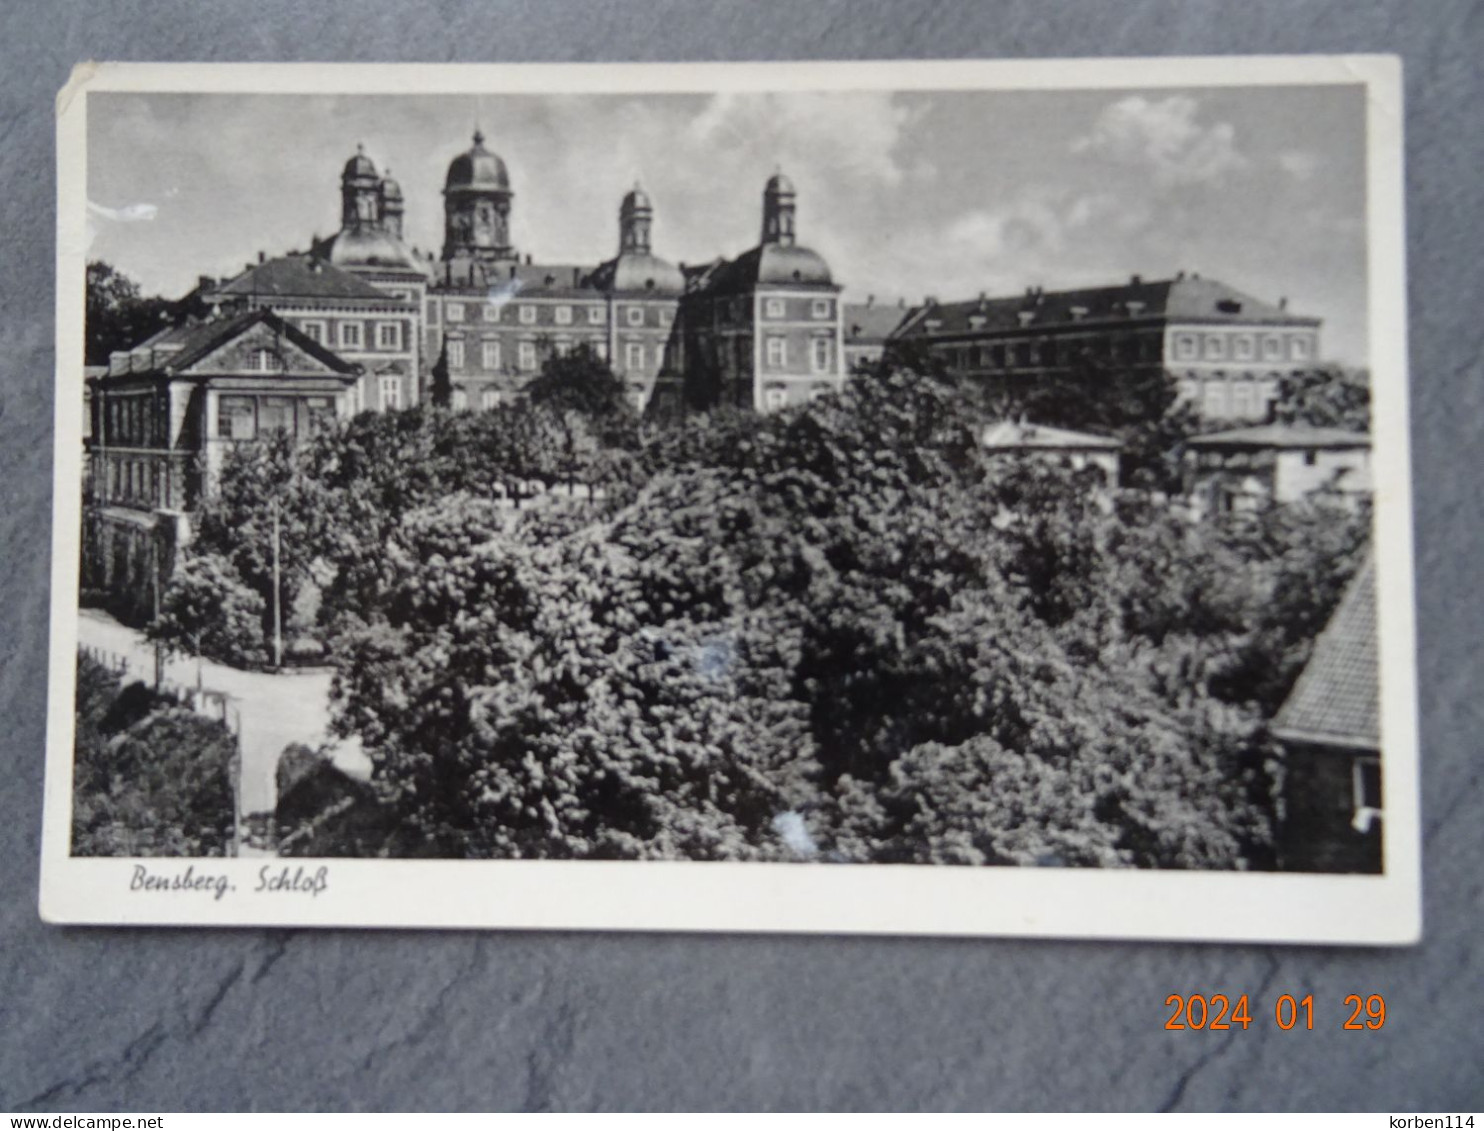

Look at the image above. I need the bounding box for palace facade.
[891,274,1323,423]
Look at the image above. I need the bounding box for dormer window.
[1125,300,1146,316]
[924,318,943,332]
[968,314,987,330]
[1069,305,1089,322]
[1017,310,1035,327]
[1217,298,1243,314]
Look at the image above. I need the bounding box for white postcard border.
[41,56,1420,943]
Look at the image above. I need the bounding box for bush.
[71,653,238,857]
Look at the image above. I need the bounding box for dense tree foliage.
[146,551,267,668]
[72,654,237,856]
[85,261,175,365]
[149,348,1368,869]
[1271,365,1371,432]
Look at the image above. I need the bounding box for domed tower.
[341,144,382,231]
[761,171,796,247]
[379,172,405,240]
[618,183,652,255]
[442,129,514,264]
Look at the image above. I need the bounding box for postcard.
[41,56,1418,942]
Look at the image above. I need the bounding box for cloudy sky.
[87,84,1369,363]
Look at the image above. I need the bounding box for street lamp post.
[271,496,283,669]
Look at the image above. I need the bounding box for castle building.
[83,309,360,623]
[427,134,683,413]
[1183,423,1371,516]
[203,253,421,414]
[890,274,1323,423]
[667,173,845,414]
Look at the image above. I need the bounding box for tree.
[1271,365,1371,432]
[85,260,174,365]
[147,552,267,668]
[71,654,237,857]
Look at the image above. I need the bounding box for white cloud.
[1277,149,1322,182]
[1071,95,1247,186]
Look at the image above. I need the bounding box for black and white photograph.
[40,58,1418,940]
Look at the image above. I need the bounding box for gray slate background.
[2,0,1481,1112]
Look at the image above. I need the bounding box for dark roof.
[844,303,910,344]
[1273,557,1379,749]
[437,259,608,297]
[445,130,511,192]
[896,275,1319,339]
[587,251,685,297]
[213,255,399,303]
[698,242,835,295]
[116,309,359,378]
[1188,424,1371,451]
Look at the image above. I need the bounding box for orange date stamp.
[1164,993,1387,1031]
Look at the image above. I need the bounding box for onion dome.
[765,171,795,195]
[342,144,378,182]
[445,129,511,193]
[621,184,652,213]
[380,173,404,203]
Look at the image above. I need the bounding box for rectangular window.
[1175,334,1197,361]
[1263,334,1283,360]
[625,342,644,370]
[447,340,465,370]
[259,396,296,436]
[339,322,362,349]
[1203,382,1228,417]
[766,337,787,369]
[811,337,831,374]
[481,389,502,411]
[379,376,402,412]
[587,305,605,325]
[218,395,256,441]
[300,321,325,344]
[481,341,501,370]
[626,306,645,327]
[376,322,402,350]
[482,303,500,322]
[1232,382,1254,417]
[1205,334,1226,360]
[764,387,788,411]
[1290,335,1311,361]
[254,348,279,372]
[519,305,536,325]
[451,388,468,411]
[765,298,785,319]
[518,341,537,371]
[555,305,573,325]
[1233,334,1255,360]
[446,303,465,323]
[811,298,831,320]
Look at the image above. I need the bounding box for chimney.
[197,274,214,291]
[258,250,266,264]
[1130,273,1141,286]
[525,253,533,265]
[898,297,905,308]
[1279,296,1288,311]
[866,294,875,307]
[1174,269,1185,281]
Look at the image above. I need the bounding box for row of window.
[1172,330,1313,364]
[715,297,835,324]
[444,301,672,329]
[761,381,836,411]
[763,336,835,373]
[100,453,179,510]
[447,338,658,373]
[946,335,1161,370]
[217,394,339,441]
[1177,378,1275,418]
[297,320,405,352]
[100,395,162,447]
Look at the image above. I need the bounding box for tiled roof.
[895,274,1319,339]
[843,303,910,344]
[1272,557,1379,749]
[213,255,396,302]
[117,309,359,378]
[697,243,835,295]
[1188,424,1371,450]
[436,260,605,297]
[980,420,1123,451]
